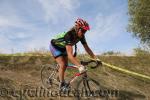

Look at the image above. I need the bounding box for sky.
[0,0,140,55]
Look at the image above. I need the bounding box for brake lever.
[96,60,103,66]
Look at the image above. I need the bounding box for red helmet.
[75,18,90,31]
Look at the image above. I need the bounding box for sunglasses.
[81,28,87,33]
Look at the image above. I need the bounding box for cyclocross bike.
[41,59,103,100]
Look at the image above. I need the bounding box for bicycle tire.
[41,64,59,89]
[75,77,104,100]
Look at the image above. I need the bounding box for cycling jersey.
[51,27,87,51]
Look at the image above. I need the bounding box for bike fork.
[82,75,93,96]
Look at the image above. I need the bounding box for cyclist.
[49,18,100,91]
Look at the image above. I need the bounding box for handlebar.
[80,60,102,69]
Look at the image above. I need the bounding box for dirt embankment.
[0,56,150,100]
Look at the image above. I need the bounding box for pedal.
[59,83,71,94]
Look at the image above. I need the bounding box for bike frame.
[48,60,100,87]
[58,64,87,85]
[41,59,101,92]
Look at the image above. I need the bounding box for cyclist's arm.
[66,45,81,66]
[83,43,96,59]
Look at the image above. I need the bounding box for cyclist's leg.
[55,56,67,83]
[49,42,67,83]
[54,56,68,83]
[64,56,68,71]
[56,56,70,92]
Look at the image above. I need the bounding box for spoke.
[86,80,92,93]
[48,71,55,79]
[89,81,97,90]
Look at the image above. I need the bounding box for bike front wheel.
[75,77,104,100]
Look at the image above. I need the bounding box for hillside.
[0,55,150,100]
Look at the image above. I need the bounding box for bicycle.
[41,59,103,100]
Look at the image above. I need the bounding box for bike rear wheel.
[41,64,59,89]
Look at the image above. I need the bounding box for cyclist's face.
[78,29,86,37]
